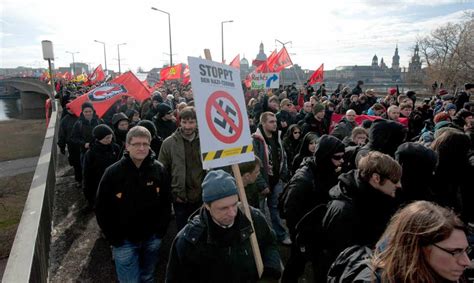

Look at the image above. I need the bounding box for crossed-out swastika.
[214,99,237,134]
[205,91,243,144]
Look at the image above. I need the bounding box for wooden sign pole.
[231,164,264,278]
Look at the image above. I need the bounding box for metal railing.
[2,101,59,283]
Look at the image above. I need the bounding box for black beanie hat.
[93,124,114,140]
[157,103,173,117]
[152,95,163,103]
[137,120,157,137]
[82,101,94,111]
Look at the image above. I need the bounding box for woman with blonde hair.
[371,201,471,282]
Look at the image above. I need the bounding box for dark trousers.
[174,202,202,232]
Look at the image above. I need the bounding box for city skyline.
[1,0,472,72]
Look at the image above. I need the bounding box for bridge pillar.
[20,91,47,111]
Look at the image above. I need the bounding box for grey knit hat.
[202,170,238,203]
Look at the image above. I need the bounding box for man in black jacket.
[95,126,171,283]
[166,170,282,282]
[316,151,401,281]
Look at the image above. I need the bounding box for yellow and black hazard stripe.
[202,144,254,162]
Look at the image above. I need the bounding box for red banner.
[255,50,277,73]
[308,64,324,85]
[160,64,183,81]
[86,65,106,86]
[330,113,408,128]
[67,71,151,118]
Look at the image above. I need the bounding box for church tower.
[380,57,387,69]
[255,42,267,62]
[391,45,400,71]
[371,54,378,68]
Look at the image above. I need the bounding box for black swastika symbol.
[214,99,237,134]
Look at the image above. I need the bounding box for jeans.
[174,202,202,232]
[112,235,162,283]
[267,180,289,241]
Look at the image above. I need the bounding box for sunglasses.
[332,154,344,160]
[293,131,301,134]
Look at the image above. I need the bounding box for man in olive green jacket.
[158,107,206,231]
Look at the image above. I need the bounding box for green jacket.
[158,128,205,203]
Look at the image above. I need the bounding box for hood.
[297,132,318,157]
[112,112,129,128]
[314,135,345,171]
[367,119,407,156]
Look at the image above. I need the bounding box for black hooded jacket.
[82,139,121,205]
[322,170,398,265]
[283,135,345,235]
[282,124,302,172]
[153,115,177,140]
[95,151,171,246]
[395,142,437,203]
[291,132,318,175]
[356,119,406,164]
[71,113,102,153]
[301,112,330,137]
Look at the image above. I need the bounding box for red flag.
[330,113,408,128]
[308,64,324,85]
[252,59,265,67]
[67,71,151,118]
[160,64,183,81]
[255,50,277,73]
[229,55,240,69]
[268,47,293,72]
[182,65,191,85]
[87,65,106,86]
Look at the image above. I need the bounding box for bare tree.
[416,12,474,89]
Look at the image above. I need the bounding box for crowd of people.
[56,77,474,282]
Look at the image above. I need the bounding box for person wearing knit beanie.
[445,103,457,118]
[201,170,238,204]
[93,124,114,141]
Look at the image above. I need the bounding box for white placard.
[250,72,279,89]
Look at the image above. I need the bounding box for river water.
[0,99,22,121]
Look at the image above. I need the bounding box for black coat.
[301,113,329,137]
[58,112,80,166]
[166,206,282,283]
[82,140,120,205]
[71,114,102,153]
[95,152,171,246]
[153,115,177,140]
[284,135,344,235]
[322,170,397,266]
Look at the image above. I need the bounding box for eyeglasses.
[129,143,150,148]
[432,243,472,258]
[332,154,344,160]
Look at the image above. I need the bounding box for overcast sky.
[1,0,472,72]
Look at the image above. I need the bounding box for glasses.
[293,131,301,134]
[129,142,150,148]
[332,154,344,160]
[432,243,472,258]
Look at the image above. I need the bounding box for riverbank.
[0,118,46,276]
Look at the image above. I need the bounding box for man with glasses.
[95,126,171,282]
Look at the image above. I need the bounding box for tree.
[416,12,474,90]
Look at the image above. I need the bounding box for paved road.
[0,157,38,178]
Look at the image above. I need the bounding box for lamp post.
[151,7,173,66]
[275,39,292,48]
[221,20,233,63]
[41,40,56,111]
[117,43,126,74]
[94,40,107,73]
[65,51,79,75]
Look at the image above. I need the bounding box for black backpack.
[294,203,328,260]
[327,245,380,283]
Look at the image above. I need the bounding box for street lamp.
[275,39,292,48]
[151,7,173,66]
[65,51,79,75]
[94,40,107,73]
[117,43,127,74]
[221,20,233,63]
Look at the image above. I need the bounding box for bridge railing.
[2,101,59,283]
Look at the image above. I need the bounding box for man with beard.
[158,107,206,231]
[301,103,330,137]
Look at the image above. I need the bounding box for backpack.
[294,203,329,260]
[327,245,380,283]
